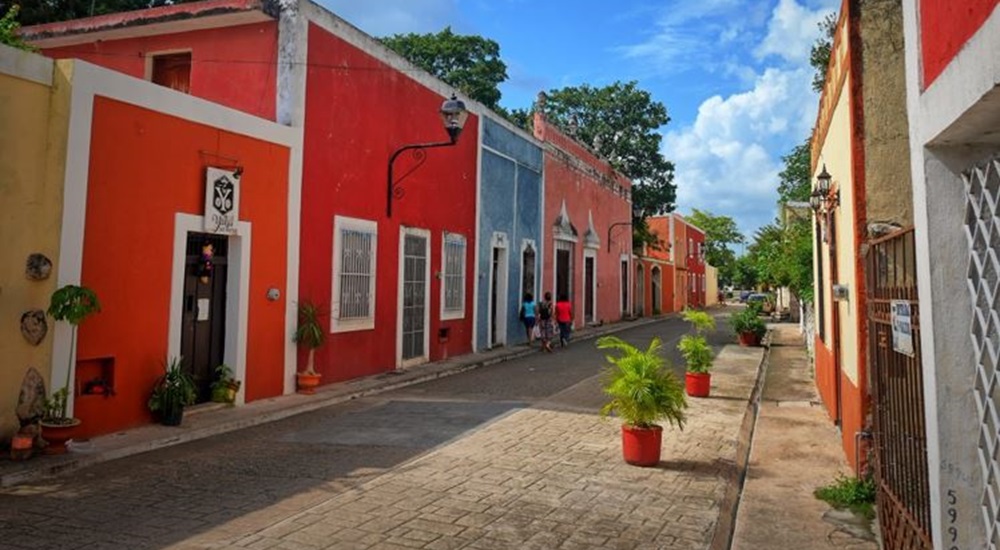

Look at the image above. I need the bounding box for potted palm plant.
[597,336,687,467]
[293,300,325,394]
[148,357,197,426]
[678,309,716,397]
[731,306,767,346]
[41,284,101,454]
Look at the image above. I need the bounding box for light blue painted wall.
[476,117,543,351]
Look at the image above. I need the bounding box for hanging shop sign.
[204,167,240,235]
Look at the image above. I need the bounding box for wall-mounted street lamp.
[386,94,469,218]
[810,164,839,215]
[607,204,642,252]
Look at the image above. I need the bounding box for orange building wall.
[43,21,278,121]
[75,96,290,436]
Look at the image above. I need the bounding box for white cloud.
[664,66,818,236]
[755,0,837,64]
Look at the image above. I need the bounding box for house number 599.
[947,489,959,550]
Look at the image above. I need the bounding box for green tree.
[380,27,507,110]
[810,12,837,93]
[536,81,676,217]
[1,0,196,25]
[0,5,33,50]
[747,217,814,302]
[777,139,812,203]
[685,209,744,284]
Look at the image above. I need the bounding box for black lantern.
[816,164,832,195]
[387,94,469,217]
[809,190,823,213]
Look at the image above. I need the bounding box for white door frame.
[488,232,509,348]
[396,226,431,368]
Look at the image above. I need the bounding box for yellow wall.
[705,265,718,306]
[815,72,861,385]
[0,48,70,439]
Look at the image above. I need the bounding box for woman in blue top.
[520,292,537,345]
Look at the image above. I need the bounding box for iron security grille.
[443,235,465,312]
[339,229,373,319]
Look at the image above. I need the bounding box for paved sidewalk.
[731,324,879,549]
[0,318,663,488]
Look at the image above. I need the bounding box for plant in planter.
[293,300,325,394]
[42,284,101,454]
[731,307,767,347]
[148,357,197,426]
[210,364,241,405]
[597,335,687,467]
[678,309,716,398]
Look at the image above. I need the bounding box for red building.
[532,112,633,327]
[25,0,480,394]
[633,215,676,317]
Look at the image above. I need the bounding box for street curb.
[709,329,773,550]
[1,316,664,488]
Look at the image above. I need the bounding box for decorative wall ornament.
[15,367,47,428]
[25,253,52,281]
[20,310,47,346]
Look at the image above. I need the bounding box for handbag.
[532,324,541,339]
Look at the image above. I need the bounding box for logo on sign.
[213,176,235,214]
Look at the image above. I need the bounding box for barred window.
[441,233,466,319]
[332,216,377,332]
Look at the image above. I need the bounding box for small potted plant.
[210,364,241,404]
[731,307,767,347]
[597,335,687,467]
[148,357,197,426]
[41,284,101,454]
[678,309,716,398]
[293,300,325,394]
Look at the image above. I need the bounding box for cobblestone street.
[0,318,762,549]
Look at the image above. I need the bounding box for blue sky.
[320,0,838,240]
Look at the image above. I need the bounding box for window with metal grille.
[441,233,466,319]
[332,216,377,332]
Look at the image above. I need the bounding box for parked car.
[739,290,752,303]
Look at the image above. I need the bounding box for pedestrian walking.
[537,292,555,352]
[519,292,537,345]
[555,293,573,348]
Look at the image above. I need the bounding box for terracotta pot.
[40,418,82,455]
[621,424,663,467]
[10,433,34,461]
[738,331,761,347]
[685,372,711,397]
[296,372,322,395]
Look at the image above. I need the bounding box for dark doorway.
[620,259,629,315]
[490,246,507,348]
[584,256,595,324]
[556,244,572,302]
[181,233,228,402]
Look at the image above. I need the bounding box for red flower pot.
[621,424,663,467]
[738,331,761,347]
[10,433,34,461]
[685,372,711,397]
[40,419,82,455]
[296,372,322,395]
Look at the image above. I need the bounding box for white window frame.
[440,232,467,321]
[331,215,378,333]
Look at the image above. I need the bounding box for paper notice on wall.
[197,298,210,322]
[891,300,914,357]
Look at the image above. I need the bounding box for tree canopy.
[777,138,812,203]
[810,13,837,93]
[536,82,676,217]
[1,0,194,25]
[1,5,33,50]
[685,209,744,285]
[380,27,507,110]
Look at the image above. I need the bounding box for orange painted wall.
[75,96,290,436]
[814,336,838,423]
[840,374,867,473]
[43,21,278,121]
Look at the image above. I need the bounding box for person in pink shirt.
[555,294,573,348]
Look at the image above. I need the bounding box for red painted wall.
[535,117,633,328]
[920,0,998,87]
[299,23,477,383]
[76,96,290,437]
[687,227,706,308]
[43,21,278,121]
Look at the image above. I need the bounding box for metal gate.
[866,226,932,549]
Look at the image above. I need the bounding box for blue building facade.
[475,116,544,351]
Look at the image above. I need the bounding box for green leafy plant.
[731,307,767,338]
[678,309,715,374]
[44,284,101,423]
[210,364,241,404]
[148,357,197,416]
[0,6,36,52]
[815,474,877,519]
[293,300,326,375]
[597,336,686,430]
